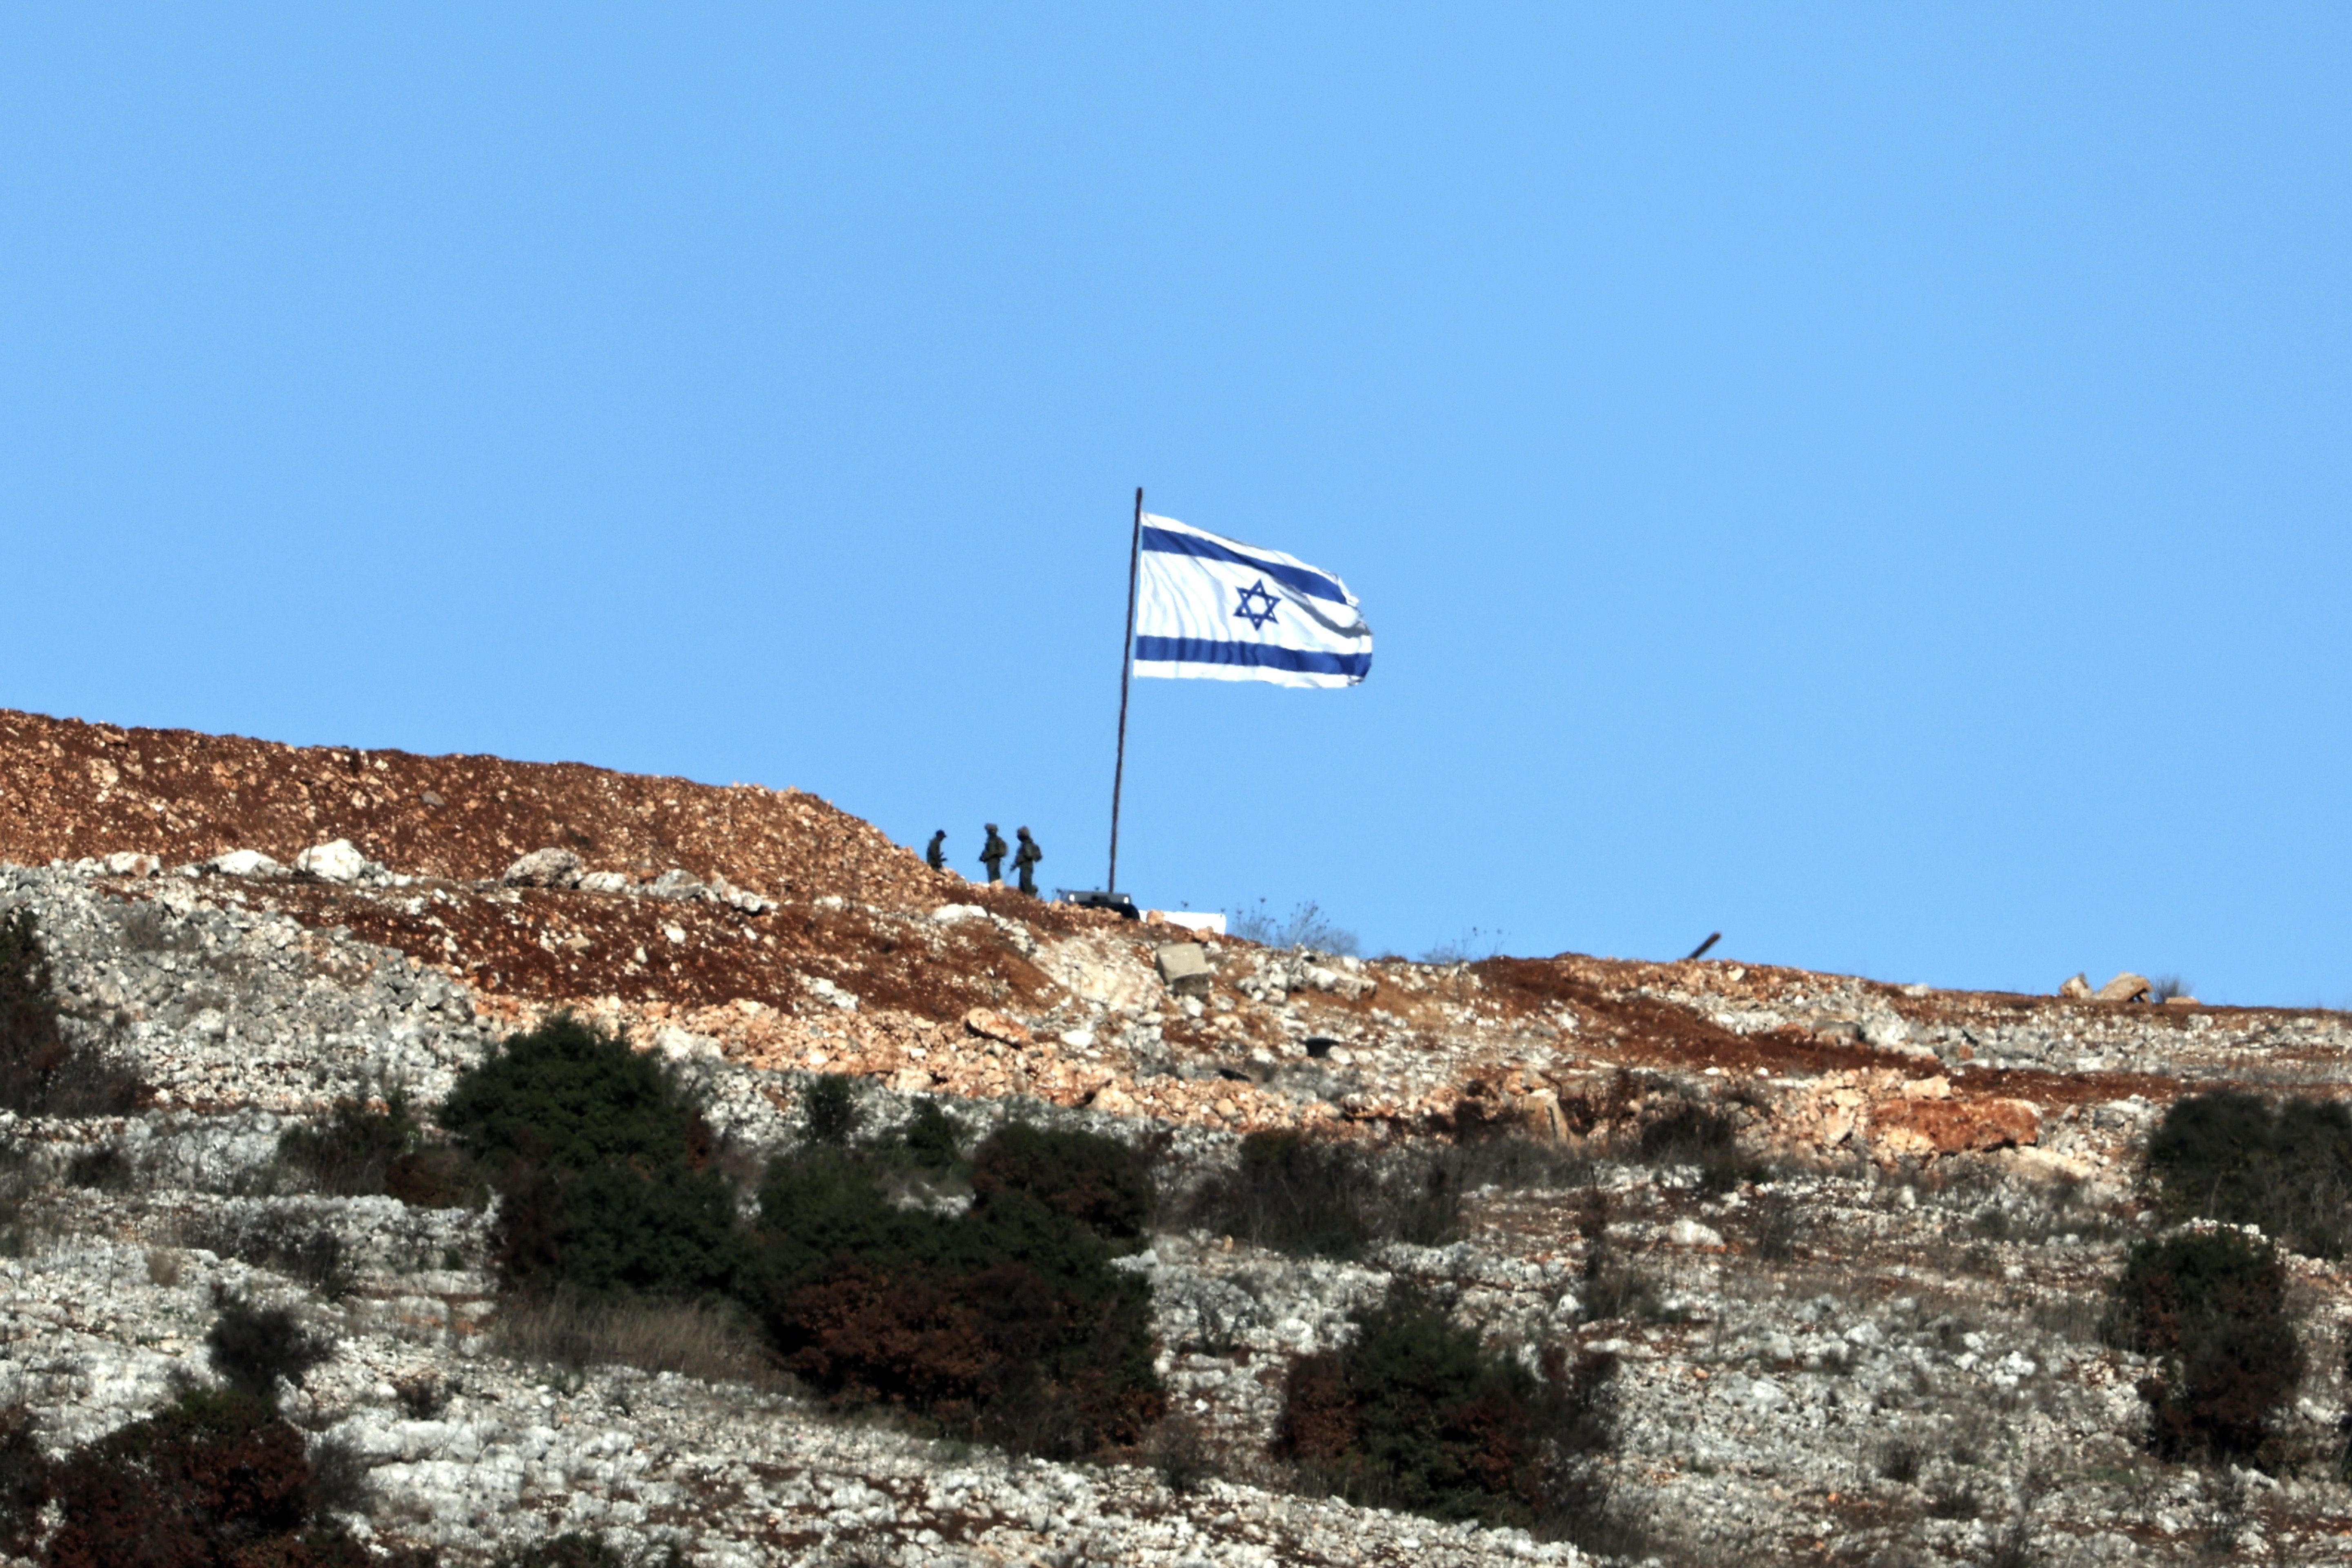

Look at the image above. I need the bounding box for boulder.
[1088,1084,1137,1117]
[1155,943,1214,997]
[1520,1087,1572,1141]
[963,1007,1034,1048]
[101,852,158,878]
[576,871,631,894]
[1862,1015,1917,1052]
[1667,1218,1726,1249]
[209,849,283,878]
[503,848,583,889]
[931,904,988,925]
[647,868,707,901]
[2094,972,2151,1004]
[2058,973,2092,999]
[806,977,859,1012]
[707,874,773,914]
[297,839,367,883]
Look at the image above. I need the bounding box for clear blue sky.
[4,7,2347,1004]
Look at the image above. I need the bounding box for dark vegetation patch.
[441,1017,1162,1460]
[753,1123,1164,1458]
[489,1532,682,1568]
[2145,1090,2352,1258]
[800,1072,858,1146]
[970,1121,1151,1243]
[40,1386,379,1568]
[0,909,144,1116]
[0,1407,45,1559]
[1182,1128,1591,1261]
[1277,1285,1624,1543]
[2101,1229,2303,1465]
[279,1096,483,1206]
[178,1210,356,1298]
[16,1296,373,1566]
[206,1290,338,1400]
[64,1144,136,1192]
[444,1016,744,1302]
[1633,1101,1767,1193]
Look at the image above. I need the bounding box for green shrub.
[752,1125,1164,1458]
[443,1016,741,1301]
[971,1121,1152,1243]
[442,1014,711,1175]
[440,1022,1166,1461]
[44,1386,368,1568]
[494,1159,748,1301]
[1278,1285,1619,1537]
[2102,1229,2304,1463]
[0,908,144,1117]
[2145,1091,2352,1257]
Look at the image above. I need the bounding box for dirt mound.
[0,708,941,910]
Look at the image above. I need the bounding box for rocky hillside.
[0,707,2348,1565]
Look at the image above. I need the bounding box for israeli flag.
[1132,514,1372,688]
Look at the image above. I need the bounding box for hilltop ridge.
[0,707,2348,1564]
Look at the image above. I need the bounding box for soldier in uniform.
[1012,827,1042,896]
[979,824,1008,883]
[926,830,947,871]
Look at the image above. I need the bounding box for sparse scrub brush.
[1181,1130,1461,1260]
[280,1094,479,1205]
[1228,899,1359,956]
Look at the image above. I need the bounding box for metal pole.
[1107,487,1144,892]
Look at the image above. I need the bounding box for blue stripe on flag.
[1139,527,1349,605]
[1134,636,1371,678]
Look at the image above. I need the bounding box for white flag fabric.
[1131,514,1372,688]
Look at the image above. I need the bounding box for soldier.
[979,823,1008,883]
[1012,827,1042,896]
[925,830,947,871]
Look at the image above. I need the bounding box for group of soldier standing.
[924,824,1043,894]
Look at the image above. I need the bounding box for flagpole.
[1107,487,1143,892]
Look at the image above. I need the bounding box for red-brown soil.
[0,707,951,911]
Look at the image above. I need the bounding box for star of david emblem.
[1233,578,1282,631]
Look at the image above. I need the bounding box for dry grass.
[495,1294,785,1389]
